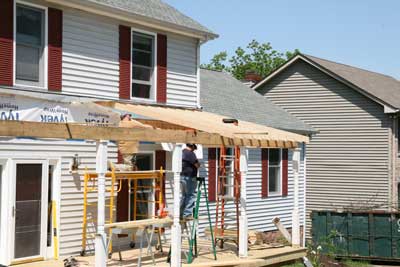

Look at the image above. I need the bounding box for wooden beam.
[0,120,222,145]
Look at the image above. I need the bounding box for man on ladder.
[168,144,217,264]
[180,143,200,220]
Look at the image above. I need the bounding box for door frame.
[10,159,49,264]
[0,156,61,265]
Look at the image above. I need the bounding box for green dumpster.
[312,211,400,261]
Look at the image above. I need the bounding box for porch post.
[95,140,108,267]
[292,147,301,247]
[171,144,183,266]
[239,147,248,258]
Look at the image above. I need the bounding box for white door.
[11,160,48,263]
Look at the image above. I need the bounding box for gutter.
[45,0,218,42]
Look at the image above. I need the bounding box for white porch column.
[239,147,248,258]
[95,140,108,267]
[171,144,183,266]
[292,147,301,248]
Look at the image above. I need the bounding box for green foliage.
[200,39,300,80]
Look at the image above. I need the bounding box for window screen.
[16,4,45,86]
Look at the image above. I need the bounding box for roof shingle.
[84,0,217,38]
[303,55,400,109]
[200,69,315,135]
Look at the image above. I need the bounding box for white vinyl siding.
[62,10,119,99]
[164,148,306,236]
[167,34,198,107]
[258,60,391,238]
[0,138,118,256]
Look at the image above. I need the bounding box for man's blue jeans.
[180,176,197,217]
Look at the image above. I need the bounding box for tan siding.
[258,60,391,238]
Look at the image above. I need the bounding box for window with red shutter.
[282,149,289,197]
[261,148,269,198]
[207,148,216,202]
[119,25,131,100]
[262,148,288,197]
[48,8,62,91]
[0,0,14,86]
[157,34,167,103]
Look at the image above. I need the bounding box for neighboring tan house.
[253,54,400,237]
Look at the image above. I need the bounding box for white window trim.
[13,0,48,90]
[130,27,157,103]
[268,148,283,197]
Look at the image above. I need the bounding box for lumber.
[105,217,173,229]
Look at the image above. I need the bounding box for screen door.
[14,163,46,260]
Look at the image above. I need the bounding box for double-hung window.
[131,32,155,100]
[268,149,281,195]
[15,3,46,87]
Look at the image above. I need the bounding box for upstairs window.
[268,149,282,195]
[131,32,155,100]
[15,3,46,87]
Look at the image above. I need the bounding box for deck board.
[16,243,306,267]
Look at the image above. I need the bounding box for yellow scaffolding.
[80,165,165,256]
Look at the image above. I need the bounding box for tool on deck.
[214,146,241,250]
[167,177,217,264]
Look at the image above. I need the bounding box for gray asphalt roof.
[200,69,315,135]
[303,54,400,109]
[85,0,217,38]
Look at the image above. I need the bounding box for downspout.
[391,115,399,210]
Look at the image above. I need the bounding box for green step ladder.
[167,177,217,264]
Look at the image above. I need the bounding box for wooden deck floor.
[16,242,306,267]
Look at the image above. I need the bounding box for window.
[15,3,46,87]
[131,32,155,99]
[268,149,281,195]
[129,153,154,220]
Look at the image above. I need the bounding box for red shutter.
[156,34,167,103]
[208,148,216,202]
[116,150,129,222]
[155,150,166,214]
[0,0,14,86]
[119,25,131,99]
[261,148,269,198]
[282,149,289,197]
[48,8,63,91]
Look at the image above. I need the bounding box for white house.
[0,0,311,265]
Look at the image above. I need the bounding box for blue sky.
[164,0,400,79]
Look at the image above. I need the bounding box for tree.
[201,40,299,80]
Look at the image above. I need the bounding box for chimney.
[242,70,262,87]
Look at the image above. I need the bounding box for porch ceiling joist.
[98,101,310,146]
